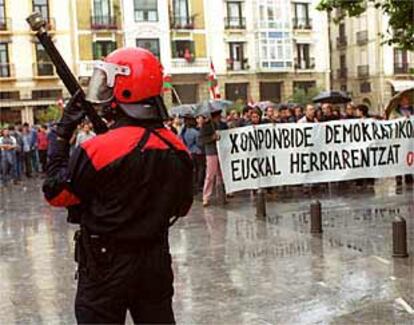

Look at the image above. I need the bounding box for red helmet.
[86,47,167,120]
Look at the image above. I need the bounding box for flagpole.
[171,86,182,105]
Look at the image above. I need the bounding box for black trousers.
[75,233,175,324]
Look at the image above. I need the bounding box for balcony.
[337,68,348,79]
[170,58,210,74]
[394,63,409,74]
[356,30,368,45]
[170,16,195,30]
[337,36,347,48]
[224,17,246,29]
[292,17,312,30]
[0,63,15,79]
[33,62,57,78]
[357,65,369,78]
[294,57,315,70]
[227,58,249,71]
[0,17,12,33]
[91,16,117,30]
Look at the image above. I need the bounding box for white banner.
[217,118,414,193]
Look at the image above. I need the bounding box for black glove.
[56,90,86,141]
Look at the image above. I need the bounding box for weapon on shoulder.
[26,12,108,135]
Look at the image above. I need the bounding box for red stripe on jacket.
[48,189,80,207]
[82,127,189,171]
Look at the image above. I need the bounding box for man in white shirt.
[0,128,17,185]
[75,123,96,147]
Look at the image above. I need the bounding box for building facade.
[123,0,330,106]
[75,0,124,86]
[1,0,331,124]
[330,3,414,113]
[0,0,75,124]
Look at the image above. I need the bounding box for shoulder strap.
[136,128,152,150]
[149,128,177,151]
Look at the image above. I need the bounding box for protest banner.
[217,118,414,193]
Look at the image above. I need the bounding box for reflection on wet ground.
[0,179,414,324]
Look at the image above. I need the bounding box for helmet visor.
[85,61,131,104]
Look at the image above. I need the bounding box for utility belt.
[73,228,169,279]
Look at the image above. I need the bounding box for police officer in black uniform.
[43,47,193,324]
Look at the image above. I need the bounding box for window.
[136,39,160,59]
[226,1,243,28]
[35,43,54,76]
[33,0,49,19]
[172,40,195,58]
[134,0,157,22]
[296,44,312,69]
[93,0,111,18]
[339,23,346,38]
[294,3,310,27]
[93,41,116,59]
[32,89,62,100]
[173,0,189,25]
[229,42,246,70]
[226,83,248,102]
[0,0,6,30]
[360,82,371,93]
[394,48,408,73]
[172,84,198,104]
[260,82,281,102]
[0,91,19,100]
[257,1,293,69]
[340,54,346,69]
[293,81,316,95]
[0,42,10,77]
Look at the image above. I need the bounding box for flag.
[163,75,173,92]
[208,59,221,100]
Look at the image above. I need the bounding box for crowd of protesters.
[0,122,95,187]
[2,95,412,199]
[173,96,413,206]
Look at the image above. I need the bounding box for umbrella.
[195,100,233,117]
[313,91,351,104]
[169,104,197,117]
[385,87,414,119]
[253,101,276,112]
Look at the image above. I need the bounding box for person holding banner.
[392,95,414,186]
[298,104,317,123]
[199,110,228,206]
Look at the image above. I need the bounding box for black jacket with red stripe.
[43,119,193,243]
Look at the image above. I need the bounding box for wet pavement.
[1,179,414,324]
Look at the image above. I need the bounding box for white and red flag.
[208,59,221,100]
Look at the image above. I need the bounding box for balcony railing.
[170,16,195,29]
[33,62,56,77]
[337,68,348,79]
[0,63,14,78]
[170,58,210,74]
[337,36,347,48]
[227,58,249,71]
[357,65,369,78]
[0,17,12,32]
[294,57,315,70]
[394,63,409,74]
[292,17,312,30]
[356,30,368,45]
[91,16,117,30]
[224,17,246,29]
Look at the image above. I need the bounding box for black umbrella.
[195,100,233,117]
[313,91,351,104]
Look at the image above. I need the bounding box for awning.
[388,80,414,92]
